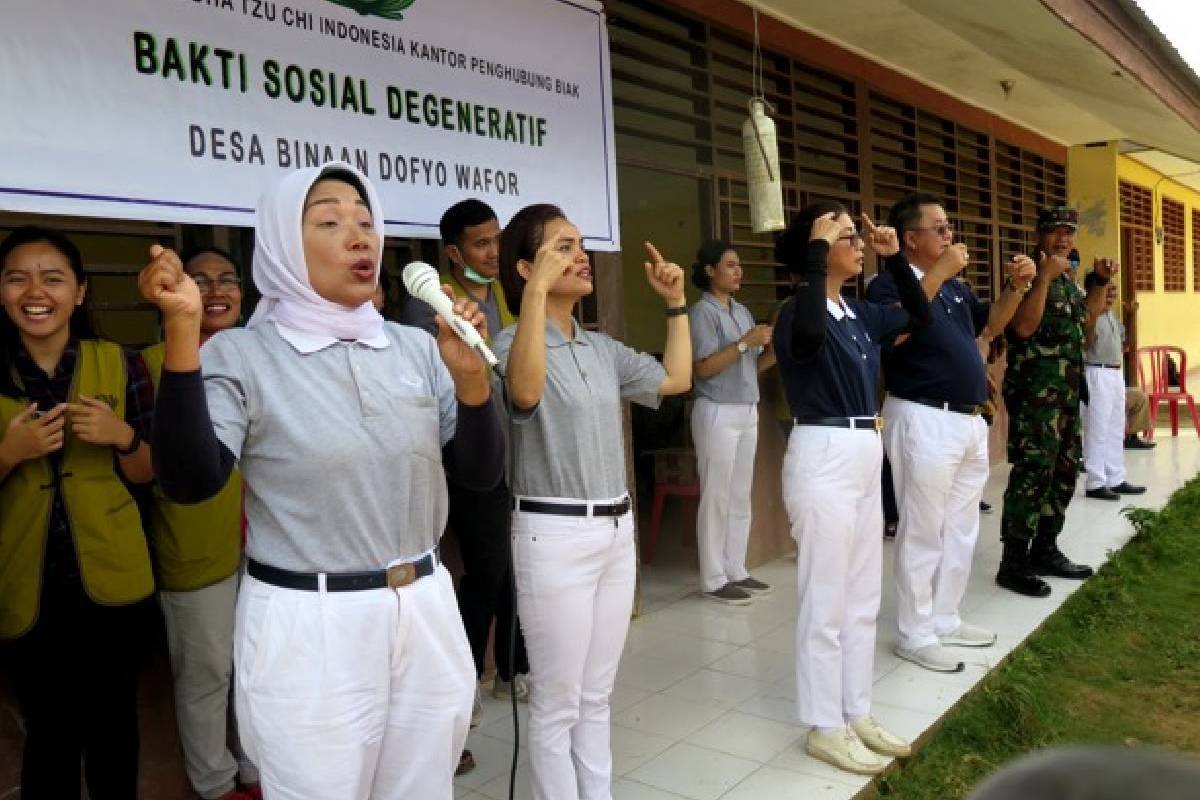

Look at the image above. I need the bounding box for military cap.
[1037,205,1078,231]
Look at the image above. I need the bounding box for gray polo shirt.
[492,320,666,501]
[200,321,456,572]
[689,292,761,404]
[1085,309,1124,367]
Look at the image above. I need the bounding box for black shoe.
[1110,481,1147,495]
[979,501,993,514]
[1124,434,1156,450]
[1085,487,1120,500]
[996,564,1051,597]
[1029,547,1094,580]
[996,540,1051,597]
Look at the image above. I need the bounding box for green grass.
[872,477,1200,800]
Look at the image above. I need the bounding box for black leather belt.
[513,496,631,517]
[247,551,437,592]
[794,416,882,432]
[898,396,985,416]
[1085,362,1121,369]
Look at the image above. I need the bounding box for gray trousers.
[160,573,258,798]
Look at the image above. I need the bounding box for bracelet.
[665,305,688,317]
[115,429,142,456]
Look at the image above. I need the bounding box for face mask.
[462,264,495,285]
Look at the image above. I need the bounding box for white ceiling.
[742,0,1200,171]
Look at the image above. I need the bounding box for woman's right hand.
[138,245,202,329]
[0,403,66,465]
[523,238,571,298]
[809,212,842,245]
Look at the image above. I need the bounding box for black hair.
[691,239,733,291]
[498,203,566,316]
[440,198,498,247]
[0,226,96,398]
[887,192,945,249]
[312,167,371,210]
[775,200,848,273]
[180,246,242,275]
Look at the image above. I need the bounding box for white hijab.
[246,162,385,341]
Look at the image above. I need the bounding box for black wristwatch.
[665,305,688,317]
[115,429,142,456]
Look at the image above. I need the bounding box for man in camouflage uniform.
[997,206,1110,597]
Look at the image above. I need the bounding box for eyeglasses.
[910,224,955,237]
[190,274,241,291]
[836,234,864,245]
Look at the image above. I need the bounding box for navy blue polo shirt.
[866,266,990,406]
[774,296,910,419]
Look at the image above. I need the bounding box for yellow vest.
[141,343,242,592]
[442,270,515,342]
[0,340,154,639]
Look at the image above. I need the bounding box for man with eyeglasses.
[998,206,1110,598]
[866,192,1035,673]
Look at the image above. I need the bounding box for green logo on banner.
[324,0,417,21]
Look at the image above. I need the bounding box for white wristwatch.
[736,341,748,354]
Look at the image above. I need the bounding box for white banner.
[0,0,619,249]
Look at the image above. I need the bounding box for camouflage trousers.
[1000,392,1082,544]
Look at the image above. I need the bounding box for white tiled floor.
[456,432,1200,800]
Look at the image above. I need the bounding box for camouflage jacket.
[1004,273,1087,405]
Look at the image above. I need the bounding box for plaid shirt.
[14,339,154,584]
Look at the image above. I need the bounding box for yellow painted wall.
[1116,155,1200,375]
[1068,142,1120,269]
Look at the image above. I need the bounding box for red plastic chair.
[641,447,699,564]
[1136,345,1200,439]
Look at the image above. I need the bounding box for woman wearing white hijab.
[139,163,504,799]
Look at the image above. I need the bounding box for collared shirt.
[775,296,907,420]
[689,292,761,404]
[867,266,990,405]
[492,320,666,501]
[199,321,458,572]
[1085,309,1124,366]
[13,339,154,584]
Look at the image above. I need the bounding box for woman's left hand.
[68,395,134,449]
[434,285,491,402]
[644,241,686,306]
[860,214,899,257]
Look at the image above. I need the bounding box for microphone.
[401,261,499,368]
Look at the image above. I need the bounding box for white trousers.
[233,563,474,800]
[882,397,990,651]
[783,425,882,728]
[512,501,636,800]
[160,573,257,798]
[1083,366,1127,491]
[691,399,759,592]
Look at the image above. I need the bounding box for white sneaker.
[850,716,911,757]
[805,727,885,775]
[493,673,531,702]
[470,686,482,728]
[940,622,997,648]
[895,643,965,673]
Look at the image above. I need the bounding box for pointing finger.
[643,241,664,265]
[859,213,879,234]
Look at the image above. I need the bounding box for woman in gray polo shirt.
[493,204,691,800]
[139,163,503,800]
[688,239,776,605]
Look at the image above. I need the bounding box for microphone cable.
[490,361,522,800]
